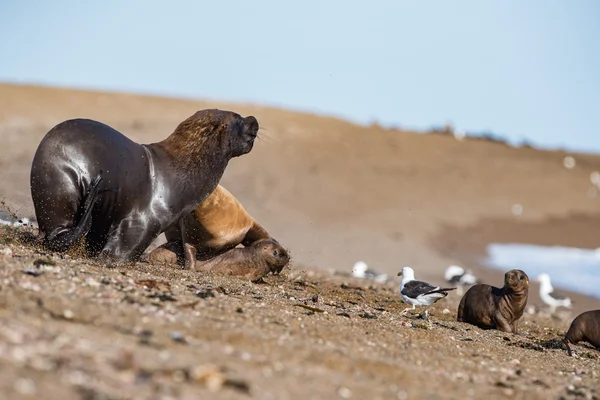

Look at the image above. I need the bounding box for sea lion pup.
[29,109,259,263]
[457,269,529,333]
[147,184,276,271]
[563,309,600,357]
[193,238,290,283]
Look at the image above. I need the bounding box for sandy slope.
[1,83,600,317]
[0,227,599,400]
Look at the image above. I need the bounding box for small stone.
[509,359,520,365]
[171,332,186,343]
[63,310,74,320]
[442,308,450,314]
[190,365,225,392]
[23,267,42,277]
[14,378,36,395]
[173,370,186,383]
[19,281,41,292]
[196,288,216,299]
[337,386,352,399]
[359,312,377,319]
[499,368,515,376]
[85,278,101,287]
[0,247,12,257]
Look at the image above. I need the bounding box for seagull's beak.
[397,271,403,277]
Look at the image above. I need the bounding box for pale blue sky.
[1,0,599,153]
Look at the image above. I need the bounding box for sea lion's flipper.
[44,172,103,252]
[563,338,574,357]
[494,311,513,333]
[147,242,181,266]
[183,242,197,270]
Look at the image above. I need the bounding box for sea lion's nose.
[244,116,259,137]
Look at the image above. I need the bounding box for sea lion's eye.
[519,276,524,280]
[273,250,279,256]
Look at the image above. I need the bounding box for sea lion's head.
[162,109,259,164]
[504,269,529,293]
[253,238,290,274]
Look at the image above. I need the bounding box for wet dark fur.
[30,109,258,264]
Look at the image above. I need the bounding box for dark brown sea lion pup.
[563,309,600,357]
[30,109,259,263]
[193,238,290,283]
[147,184,276,272]
[457,269,529,333]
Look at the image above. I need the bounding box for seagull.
[0,212,33,228]
[536,273,572,313]
[397,266,456,320]
[444,265,479,295]
[352,261,388,283]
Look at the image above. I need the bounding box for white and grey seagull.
[536,273,572,313]
[352,261,388,283]
[398,266,456,320]
[444,265,479,295]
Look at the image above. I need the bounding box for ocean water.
[484,243,600,299]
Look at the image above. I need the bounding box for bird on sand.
[444,265,479,295]
[398,266,456,320]
[536,273,572,313]
[352,261,388,283]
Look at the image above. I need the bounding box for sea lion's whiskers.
[256,127,276,143]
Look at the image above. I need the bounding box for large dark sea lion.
[147,184,275,271]
[30,109,258,263]
[457,269,529,333]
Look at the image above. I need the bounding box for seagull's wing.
[402,280,445,298]
[548,290,569,301]
[447,273,465,285]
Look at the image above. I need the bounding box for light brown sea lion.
[563,309,600,356]
[147,185,285,273]
[457,269,529,333]
[30,109,259,264]
[193,238,290,283]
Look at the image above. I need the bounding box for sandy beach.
[0,83,599,399]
